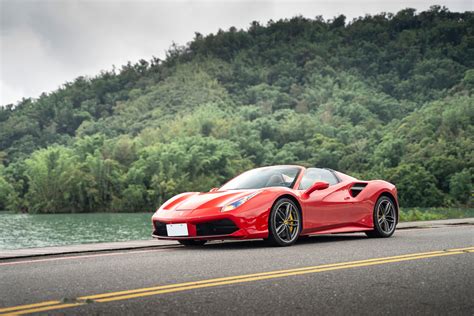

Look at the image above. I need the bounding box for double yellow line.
[1,246,473,315]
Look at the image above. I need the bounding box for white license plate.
[166,223,189,237]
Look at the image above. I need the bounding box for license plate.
[166,223,188,237]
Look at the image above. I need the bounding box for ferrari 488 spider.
[152,165,398,246]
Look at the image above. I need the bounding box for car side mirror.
[302,181,329,198]
[209,188,219,192]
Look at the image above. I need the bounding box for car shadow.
[200,233,367,250]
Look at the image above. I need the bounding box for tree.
[386,164,444,207]
[449,170,473,205]
[0,166,17,211]
[24,147,78,213]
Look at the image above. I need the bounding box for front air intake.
[196,219,238,236]
[153,221,168,236]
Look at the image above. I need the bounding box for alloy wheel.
[376,199,396,234]
[273,201,300,243]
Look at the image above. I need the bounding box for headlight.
[221,191,260,212]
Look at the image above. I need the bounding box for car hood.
[167,189,259,211]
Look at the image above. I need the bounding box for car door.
[299,168,354,232]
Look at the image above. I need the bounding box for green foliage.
[386,164,444,207]
[399,209,445,222]
[449,170,473,205]
[24,147,79,213]
[0,8,473,212]
[0,166,18,211]
[399,207,474,222]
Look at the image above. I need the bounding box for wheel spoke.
[276,224,285,235]
[285,204,291,220]
[384,202,390,215]
[388,207,395,218]
[284,226,291,240]
[378,205,384,218]
[277,210,286,222]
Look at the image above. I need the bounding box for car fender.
[351,180,399,226]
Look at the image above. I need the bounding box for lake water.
[0,212,153,250]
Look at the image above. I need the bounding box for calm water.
[0,212,153,250]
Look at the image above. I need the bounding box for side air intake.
[350,183,368,197]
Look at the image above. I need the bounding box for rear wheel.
[266,198,302,246]
[366,196,397,238]
[178,240,207,246]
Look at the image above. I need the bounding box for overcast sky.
[0,0,472,105]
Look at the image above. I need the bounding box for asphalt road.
[1,225,473,315]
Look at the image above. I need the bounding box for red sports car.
[152,165,398,246]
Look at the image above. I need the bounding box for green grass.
[399,207,474,222]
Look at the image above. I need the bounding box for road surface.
[0,225,473,315]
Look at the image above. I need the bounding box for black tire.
[178,240,207,246]
[266,198,302,247]
[366,196,397,238]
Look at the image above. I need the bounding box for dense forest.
[0,6,472,213]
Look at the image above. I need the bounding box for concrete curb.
[1,218,473,260]
[0,239,175,260]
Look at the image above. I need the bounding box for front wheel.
[266,198,302,246]
[366,196,397,238]
[178,240,207,246]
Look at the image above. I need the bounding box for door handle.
[344,196,350,200]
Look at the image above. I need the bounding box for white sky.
[0,0,472,105]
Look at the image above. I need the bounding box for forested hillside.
[0,6,472,213]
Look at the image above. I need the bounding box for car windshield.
[220,166,301,190]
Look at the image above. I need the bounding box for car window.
[220,166,301,190]
[298,168,339,190]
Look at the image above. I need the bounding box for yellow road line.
[0,301,61,313]
[1,247,472,315]
[94,251,465,303]
[447,246,474,252]
[5,303,83,315]
[81,249,448,300]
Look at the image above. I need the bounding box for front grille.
[153,219,239,237]
[153,221,168,237]
[196,219,238,236]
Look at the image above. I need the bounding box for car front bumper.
[151,206,269,240]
